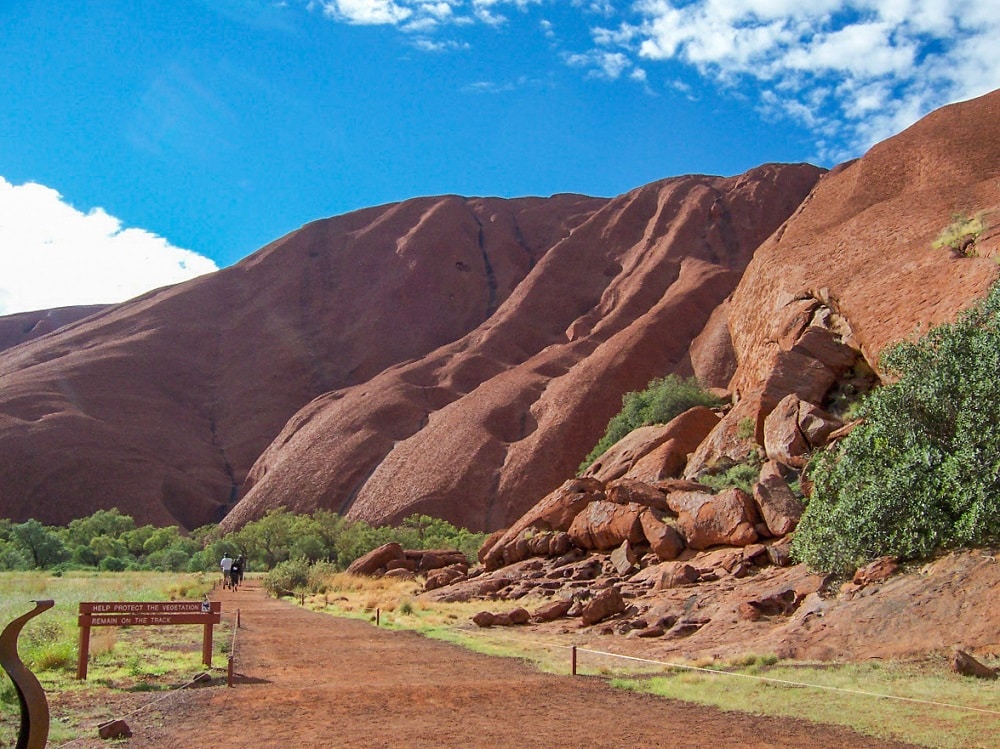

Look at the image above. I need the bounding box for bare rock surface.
[424,544,1000,664]
[584,406,720,483]
[0,195,604,527]
[228,165,822,532]
[726,89,1000,446]
[3,91,1000,551]
[0,305,107,353]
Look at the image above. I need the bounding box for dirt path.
[99,581,916,749]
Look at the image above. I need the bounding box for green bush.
[580,375,724,473]
[793,281,1000,573]
[262,558,311,597]
[698,459,762,494]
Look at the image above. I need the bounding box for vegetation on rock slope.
[794,281,1000,572]
[578,374,725,474]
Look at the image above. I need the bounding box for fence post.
[76,618,91,680]
[202,622,213,668]
[571,646,577,676]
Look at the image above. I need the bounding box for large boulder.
[586,406,721,483]
[752,461,804,536]
[582,424,676,483]
[763,394,843,468]
[639,510,686,561]
[480,478,604,569]
[567,501,646,551]
[347,542,405,576]
[604,478,670,511]
[580,586,627,626]
[671,488,760,549]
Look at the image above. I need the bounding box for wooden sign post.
[77,601,222,680]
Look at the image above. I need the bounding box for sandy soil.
[50,579,922,749]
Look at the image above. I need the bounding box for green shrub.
[98,556,127,572]
[307,561,338,593]
[735,417,756,441]
[262,558,311,597]
[698,459,762,494]
[580,375,724,473]
[793,281,1000,573]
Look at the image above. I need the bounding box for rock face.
[713,89,1000,472]
[0,305,107,353]
[229,165,822,532]
[584,406,720,483]
[3,90,1000,535]
[0,195,605,528]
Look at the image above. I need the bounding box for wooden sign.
[79,601,217,615]
[76,601,222,680]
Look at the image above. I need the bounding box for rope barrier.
[461,629,1000,717]
[52,669,215,748]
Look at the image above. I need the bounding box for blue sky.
[2,0,998,314]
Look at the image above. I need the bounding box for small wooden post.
[202,622,213,668]
[237,609,241,629]
[376,608,380,626]
[76,622,91,681]
[571,646,577,676]
[227,656,234,687]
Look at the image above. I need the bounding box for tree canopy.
[793,282,1000,573]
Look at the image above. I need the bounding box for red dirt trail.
[71,580,918,749]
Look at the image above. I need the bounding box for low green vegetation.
[794,280,1000,573]
[697,457,762,494]
[579,374,724,473]
[0,508,486,575]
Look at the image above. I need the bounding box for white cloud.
[0,178,218,316]
[307,0,1000,161]
[320,0,413,24]
[565,49,636,80]
[314,0,539,30]
[615,0,1000,157]
[412,36,470,50]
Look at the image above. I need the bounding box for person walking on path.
[230,554,245,590]
[220,553,234,588]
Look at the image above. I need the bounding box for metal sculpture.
[0,599,54,749]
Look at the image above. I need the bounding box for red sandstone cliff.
[226,165,822,531]
[3,90,999,534]
[0,305,107,353]
[0,195,603,528]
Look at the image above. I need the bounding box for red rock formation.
[229,165,821,532]
[670,487,760,549]
[0,305,107,353]
[0,195,602,528]
[584,406,720,483]
[567,500,645,551]
[6,90,1000,536]
[719,89,1000,460]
